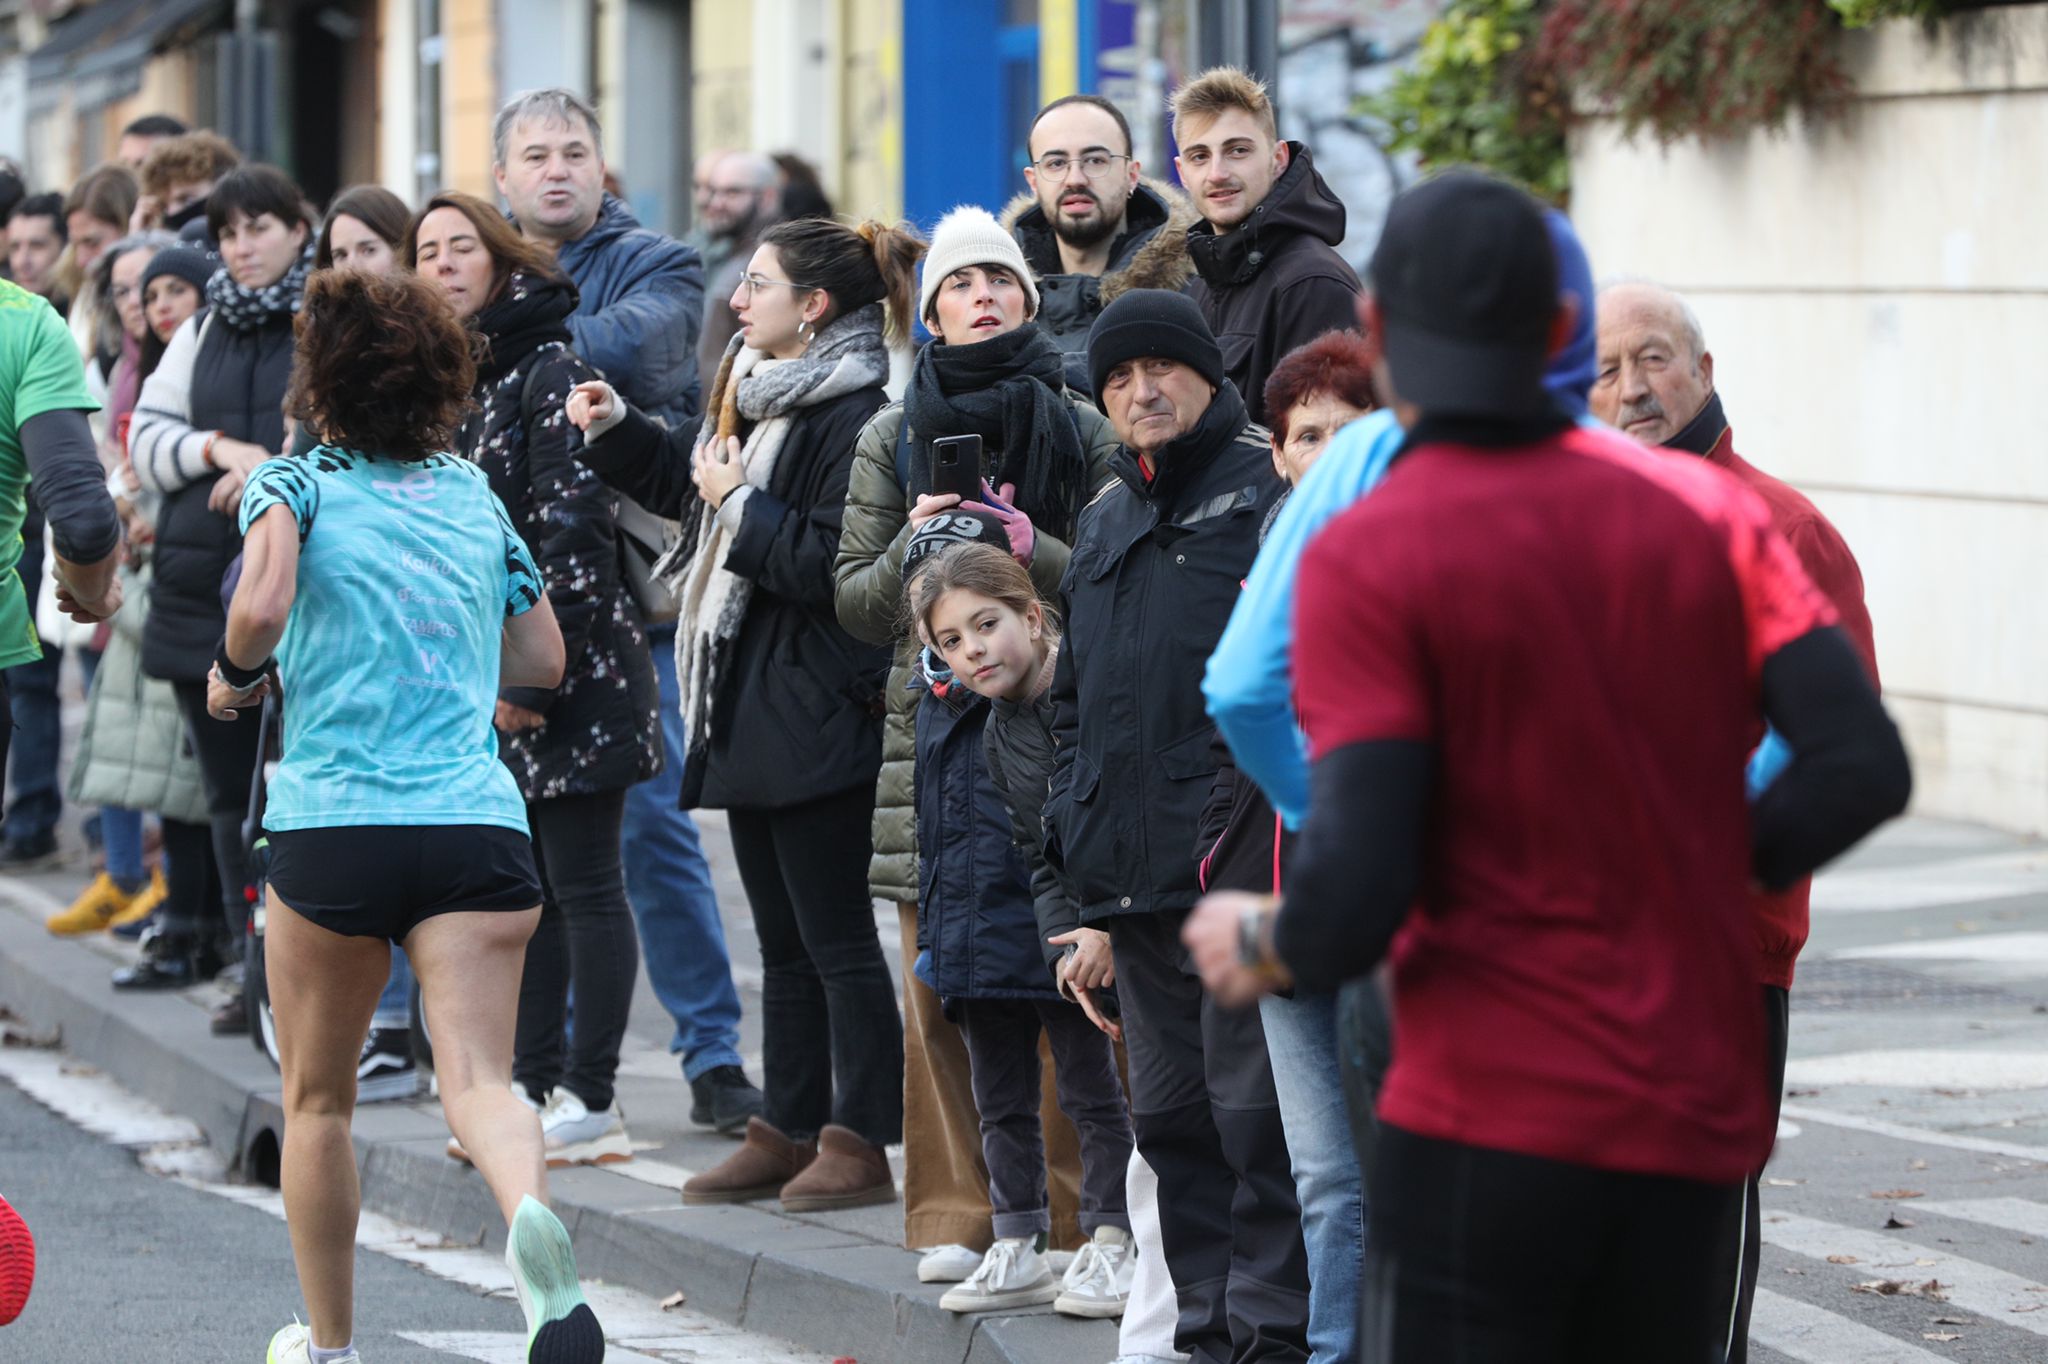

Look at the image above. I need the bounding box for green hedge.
[1368,0,1989,201]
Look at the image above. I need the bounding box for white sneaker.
[916,1242,985,1283]
[542,1088,632,1167]
[446,1081,552,1161]
[938,1235,1058,1313]
[266,1320,360,1363]
[1055,1224,1134,1318]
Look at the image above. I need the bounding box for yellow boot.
[46,872,133,935]
[105,868,168,930]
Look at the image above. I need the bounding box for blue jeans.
[374,946,415,1030]
[1261,990,1366,1364]
[1,644,61,846]
[623,626,744,1081]
[102,807,146,889]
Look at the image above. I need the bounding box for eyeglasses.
[735,273,815,298]
[1030,152,1129,181]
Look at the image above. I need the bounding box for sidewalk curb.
[0,893,1119,1364]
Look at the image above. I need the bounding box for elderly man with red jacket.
[1592,277,1880,1364]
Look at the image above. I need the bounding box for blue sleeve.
[565,237,705,424]
[1748,727,1793,800]
[238,457,319,541]
[1202,409,1406,829]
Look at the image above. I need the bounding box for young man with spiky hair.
[1171,67,1361,428]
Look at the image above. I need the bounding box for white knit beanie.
[918,205,1040,328]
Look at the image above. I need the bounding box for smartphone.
[929,434,984,502]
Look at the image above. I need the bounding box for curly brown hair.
[139,131,241,201]
[285,269,477,462]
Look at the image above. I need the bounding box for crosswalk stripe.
[1751,1289,1955,1363]
[1811,849,2048,914]
[1763,1212,2048,1333]
[1914,1197,2048,1239]
[1777,1102,2048,1164]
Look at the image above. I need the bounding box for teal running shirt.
[239,448,544,832]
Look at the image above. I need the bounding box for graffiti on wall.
[1277,0,1446,270]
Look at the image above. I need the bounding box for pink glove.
[962,481,1036,565]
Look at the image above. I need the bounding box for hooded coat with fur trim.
[1001,179,1197,397]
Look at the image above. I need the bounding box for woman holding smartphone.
[831,207,1119,1272]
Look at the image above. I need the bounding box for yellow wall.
[837,0,901,221]
[443,0,497,196]
[692,1,756,157]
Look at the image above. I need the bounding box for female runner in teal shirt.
[207,268,601,1364]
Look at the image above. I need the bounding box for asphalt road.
[0,1065,831,1362]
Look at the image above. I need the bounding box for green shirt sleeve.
[10,295,99,431]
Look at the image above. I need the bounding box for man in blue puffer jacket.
[495,87,706,428]
[496,88,764,1132]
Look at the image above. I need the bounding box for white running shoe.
[505,1195,605,1361]
[1054,1224,1134,1318]
[266,1320,360,1363]
[938,1235,1058,1313]
[542,1088,632,1167]
[916,1242,984,1283]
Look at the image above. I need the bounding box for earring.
[797,318,815,347]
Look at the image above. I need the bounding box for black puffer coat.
[455,272,660,802]
[983,669,1079,986]
[139,310,293,681]
[1185,144,1362,427]
[1043,382,1282,924]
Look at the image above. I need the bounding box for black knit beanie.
[1086,288,1225,402]
[140,244,218,298]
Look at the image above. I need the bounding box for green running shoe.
[504,1196,604,1362]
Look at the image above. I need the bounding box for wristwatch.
[1236,898,1289,986]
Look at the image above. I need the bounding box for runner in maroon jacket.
[1184,171,1911,1363]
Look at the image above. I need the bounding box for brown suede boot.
[682,1117,816,1205]
[778,1124,897,1212]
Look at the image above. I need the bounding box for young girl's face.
[927,587,1044,701]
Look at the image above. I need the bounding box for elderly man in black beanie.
[1040,288,1307,1363]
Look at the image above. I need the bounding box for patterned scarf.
[659,303,891,773]
[203,244,313,333]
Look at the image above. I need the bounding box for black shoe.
[357,1029,420,1103]
[209,995,249,1036]
[690,1064,764,1135]
[0,834,60,873]
[111,944,214,992]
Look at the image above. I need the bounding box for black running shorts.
[265,824,541,943]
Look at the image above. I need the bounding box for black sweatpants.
[1727,983,1792,1364]
[1111,909,1310,1364]
[514,788,637,1113]
[173,678,262,952]
[957,995,1133,1240]
[1365,1124,1744,1364]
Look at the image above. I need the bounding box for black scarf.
[473,269,577,387]
[1664,390,1729,458]
[902,322,1087,535]
[1111,379,1251,506]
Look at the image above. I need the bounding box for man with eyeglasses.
[1172,67,1360,427]
[1003,94,1196,398]
[696,152,784,399]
